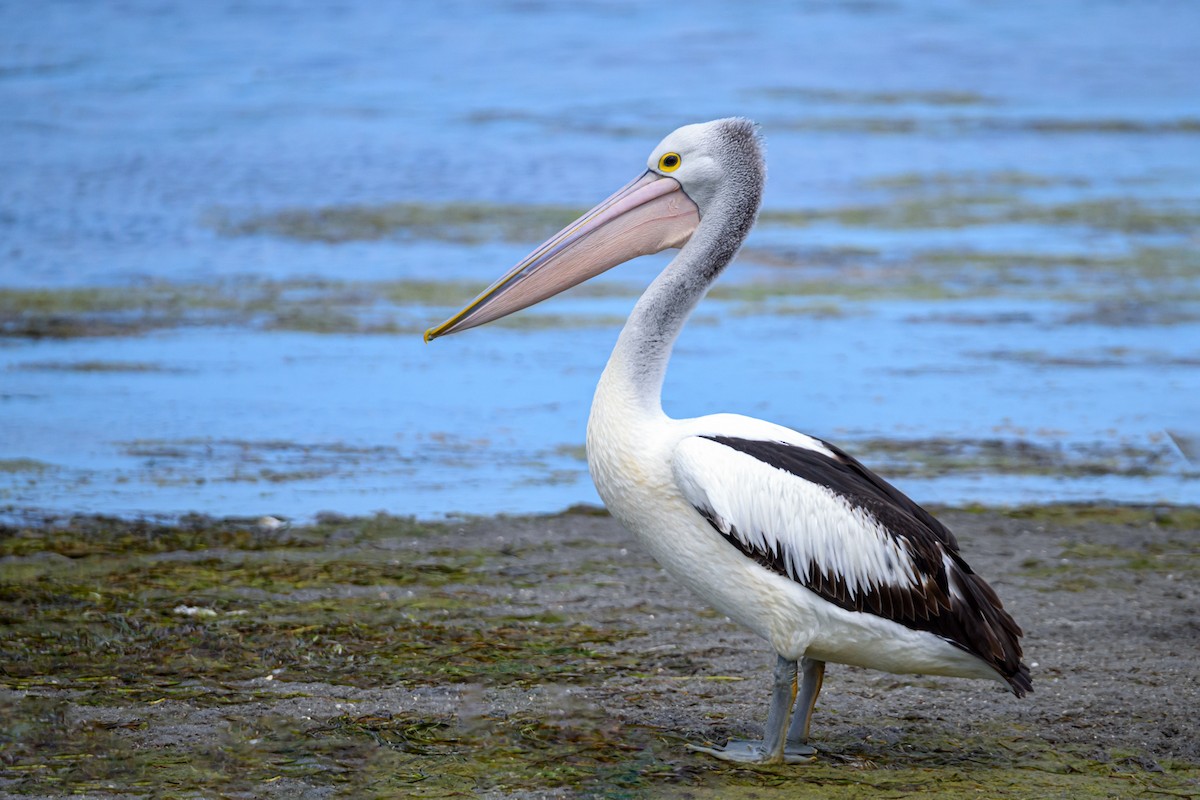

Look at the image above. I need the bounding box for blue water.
[2,1,1198,519]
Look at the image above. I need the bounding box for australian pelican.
[426,118,1030,764]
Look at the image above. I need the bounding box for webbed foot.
[688,738,816,765]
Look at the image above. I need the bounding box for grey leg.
[784,657,825,757]
[689,654,814,765]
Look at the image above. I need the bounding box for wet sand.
[1,504,1197,798]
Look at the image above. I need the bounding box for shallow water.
[2,1,1198,519]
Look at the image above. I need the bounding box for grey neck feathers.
[606,123,765,410]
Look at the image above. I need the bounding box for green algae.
[1006,198,1200,232]
[491,311,632,332]
[990,504,1200,591]
[2,509,1197,797]
[0,458,53,474]
[2,696,678,797]
[0,282,264,339]
[1016,535,1199,593]
[0,511,422,559]
[384,277,642,305]
[975,347,1200,369]
[758,196,1200,233]
[998,504,1200,530]
[103,434,592,490]
[729,300,849,319]
[1026,117,1200,134]
[7,698,1195,798]
[0,513,642,710]
[0,282,258,338]
[752,87,997,106]
[1,241,1195,342]
[211,201,585,245]
[737,244,881,269]
[1,598,633,701]
[0,286,187,315]
[866,171,1072,191]
[848,437,1187,480]
[0,278,646,339]
[731,244,1200,306]
[263,308,410,335]
[11,360,183,373]
[305,710,690,797]
[1,695,361,795]
[755,100,1200,137]
[212,193,1200,250]
[921,245,1200,278]
[710,278,963,302]
[553,443,589,462]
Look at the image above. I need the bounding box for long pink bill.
[424,171,700,341]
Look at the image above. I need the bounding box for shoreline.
[4,497,1198,528]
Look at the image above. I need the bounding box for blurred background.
[1,0,1198,520]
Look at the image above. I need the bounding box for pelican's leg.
[689,654,811,764]
[784,657,825,757]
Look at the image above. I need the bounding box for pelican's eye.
[658,152,682,172]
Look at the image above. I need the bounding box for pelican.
[425,118,1030,764]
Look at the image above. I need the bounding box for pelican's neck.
[599,179,762,418]
[601,246,714,417]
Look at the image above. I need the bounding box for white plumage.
[428,118,1029,764]
[673,433,923,598]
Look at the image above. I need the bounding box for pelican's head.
[424,118,762,341]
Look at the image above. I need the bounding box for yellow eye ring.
[658,152,682,172]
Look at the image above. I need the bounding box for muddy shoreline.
[1,504,1197,798]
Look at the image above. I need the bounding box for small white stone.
[173,605,218,618]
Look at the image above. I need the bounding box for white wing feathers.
[672,435,923,601]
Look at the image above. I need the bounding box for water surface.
[2,0,1198,519]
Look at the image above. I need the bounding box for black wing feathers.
[699,435,1031,696]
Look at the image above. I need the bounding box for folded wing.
[672,433,1030,696]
